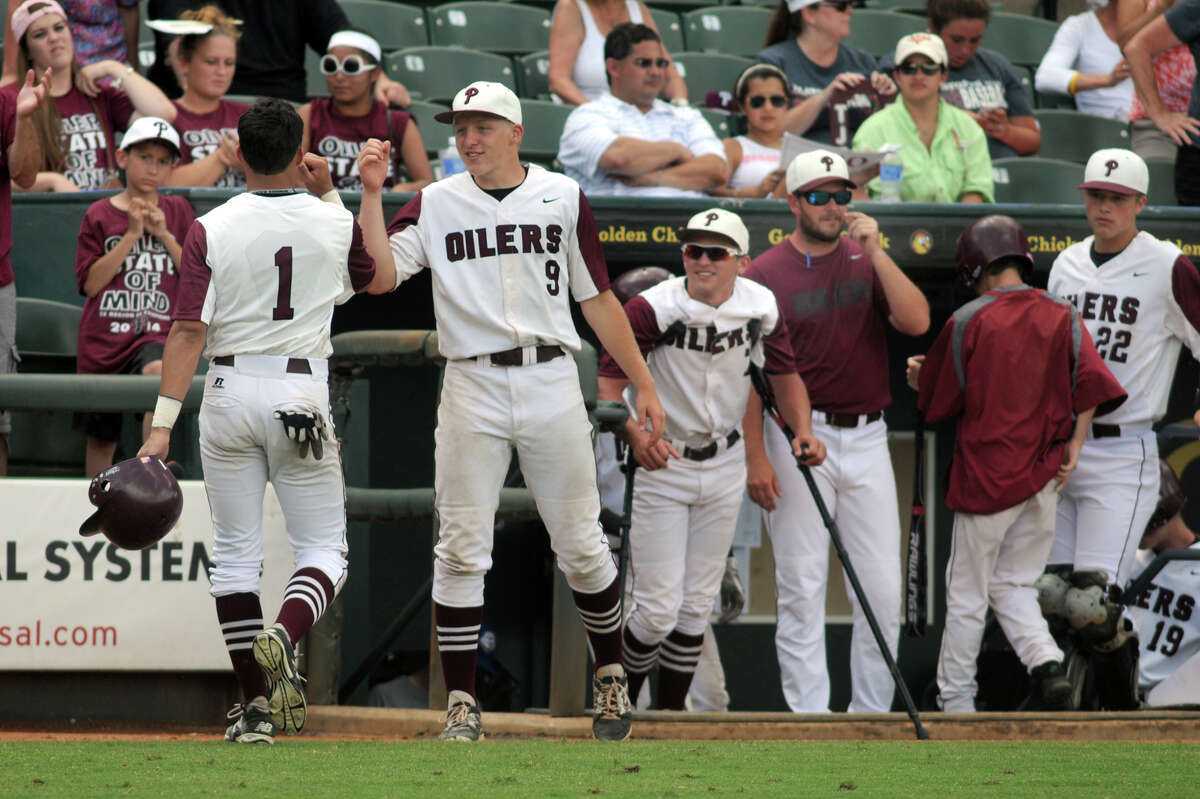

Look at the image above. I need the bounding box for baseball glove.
[718,555,745,624]
[274,409,329,460]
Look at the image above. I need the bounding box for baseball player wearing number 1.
[356,81,665,742]
[597,209,825,709]
[742,149,930,713]
[139,99,395,744]
[1040,148,1200,709]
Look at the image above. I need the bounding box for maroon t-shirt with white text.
[28,84,134,190]
[171,99,248,188]
[308,98,412,191]
[744,237,892,414]
[75,194,195,373]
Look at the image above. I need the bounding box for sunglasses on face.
[801,189,852,206]
[681,243,738,261]
[896,62,943,76]
[821,1,853,12]
[747,94,788,109]
[631,57,671,69]
[320,54,377,76]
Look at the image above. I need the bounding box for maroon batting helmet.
[955,215,1033,288]
[80,456,183,550]
[612,266,672,305]
[1145,459,1187,536]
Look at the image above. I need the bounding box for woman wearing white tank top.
[711,64,790,199]
[548,0,687,105]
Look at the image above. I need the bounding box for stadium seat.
[306,48,331,99]
[341,1,430,51]
[405,99,452,154]
[991,157,1084,204]
[137,41,155,71]
[647,6,686,54]
[518,99,572,164]
[672,52,753,106]
[1146,159,1178,207]
[1033,109,1130,163]
[699,108,733,139]
[683,6,772,58]
[385,47,516,103]
[982,12,1059,69]
[429,2,552,56]
[844,11,927,58]
[515,50,551,99]
[14,298,78,365]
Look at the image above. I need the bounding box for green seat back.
[844,10,927,59]
[1033,109,1131,163]
[991,157,1084,204]
[429,2,552,56]
[516,50,551,99]
[647,7,686,54]
[518,100,572,163]
[385,47,516,103]
[671,52,753,105]
[683,6,772,58]
[983,12,1059,69]
[341,0,430,50]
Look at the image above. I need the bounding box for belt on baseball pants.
[484,344,565,367]
[212,354,312,374]
[818,410,882,429]
[680,429,741,462]
[1093,423,1121,439]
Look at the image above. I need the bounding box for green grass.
[1,740,1198,798]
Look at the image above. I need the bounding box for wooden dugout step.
[306,706,1200,742]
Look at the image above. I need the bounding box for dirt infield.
[4,706,1199,742]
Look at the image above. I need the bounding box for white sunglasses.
[320,54,377,76]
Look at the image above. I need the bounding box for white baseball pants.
[937,479,1063,712]
[432,355,614,607]
[764,414,901,713]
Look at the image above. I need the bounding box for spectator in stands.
[1125,0,1200,204]
[852,33,993,203]
[74,116,194,477]
[162,5,245,188]
[710,64,788,200]
[756,0,896,148]
[910,0,1041,159]
[145,0,410,107]
[299,29,431,193]
[0,70,50,477]
[2,0,139,86]
[1115,0,1193,164]
[548,0,687,105]
[558,23,726,198]
[1034,1,1132,120]
[1,0,174,192]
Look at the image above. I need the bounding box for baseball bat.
[748,364,930,741]
[905,412,928,638]
[616,443,637,622]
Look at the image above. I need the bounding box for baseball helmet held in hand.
[80,456,184,550]
[612,266,673,305]
[1145,459,1186,536]
[956,214,1033,288]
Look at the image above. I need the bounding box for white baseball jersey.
[1047,232,1200,426]
[386,165,608,360]
[176,191,374,358]
[1127,543,1200,691]
[599,276,793,447]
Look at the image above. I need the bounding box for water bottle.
[439,136,465,179]
[879,148,903,203]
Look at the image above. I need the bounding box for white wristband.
[319,188,344,207]
[152,395,182,430]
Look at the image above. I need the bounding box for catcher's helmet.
[955,215,1033,288]
[612,266,672,305]
[80,456,183,550]
[1145,459,1186,536]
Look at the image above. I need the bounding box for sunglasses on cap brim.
[320,54,377,76]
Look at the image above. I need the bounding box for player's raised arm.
[845,211,930,336]
[355,138,398,291]
[581,289,665,443]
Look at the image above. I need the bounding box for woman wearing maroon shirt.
[298,30,431,193]
[3,0,172,191]
[163,5,246,188]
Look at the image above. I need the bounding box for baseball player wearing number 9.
[356,81,665,742]
[139,99,396,744]
[742,149,930,713]
[1040,148,1200,709]
[597,208,824,709]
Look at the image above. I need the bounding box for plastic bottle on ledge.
[439,137,465,179]
[879,148,903,203]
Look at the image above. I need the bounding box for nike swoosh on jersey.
[543,197,558,203]
[850,254,863,259]
[1132,272,1149,276]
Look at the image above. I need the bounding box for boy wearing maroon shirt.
[907,215,1126,712]
[74,116,194,476]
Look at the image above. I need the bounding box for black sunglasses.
[821,1,853,12]
[747,94,788,109]
[631,57,671,69]
[896,62,943,76]
[801,189,852,206]
[681,243,738,261]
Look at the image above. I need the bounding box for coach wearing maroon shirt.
[742,148,929,713]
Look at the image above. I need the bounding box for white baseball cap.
[895,32,948,68]
[119,116,181,157]
[1079,148,1148,196]
[785,0,821,11]
[785,148,856,195]
[434,81,523,126]
[681,208,750,255]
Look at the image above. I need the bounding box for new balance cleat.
[439,690,483,741]
[253,623,307,734]
[592,663,633,741]
[224,699,276,744]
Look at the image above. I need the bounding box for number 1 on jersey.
[273,246,295,320]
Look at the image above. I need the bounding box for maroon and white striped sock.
[435,603,483,699]
[275,567,335,644]
[215,593,268,703]
[622,626,659,705]
[657,629,704,710]
[573,577,623,668]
